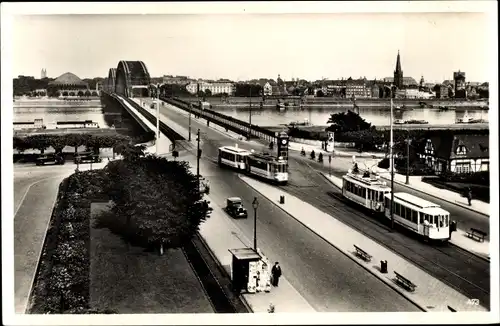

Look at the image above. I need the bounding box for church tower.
[393,50,403,89]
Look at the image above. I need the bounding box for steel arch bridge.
[115,60,151,97]
[107,68,117,93]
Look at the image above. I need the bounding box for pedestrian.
[467,187,472,206]
[271,262,282,287]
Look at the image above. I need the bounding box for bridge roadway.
[134,97,419,312]
[152,98,490,310]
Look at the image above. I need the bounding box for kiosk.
[228,248,262,294]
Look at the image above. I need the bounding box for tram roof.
[343,173,391,190]
[219,146,252,154]
[386,192,449,214]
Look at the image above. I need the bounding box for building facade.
[454,71,467,98]
[186,81,235,95]
[345,78,371,98]
[420,134,489,174]
[435,84,450,99]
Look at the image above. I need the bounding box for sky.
[7,5,497,83]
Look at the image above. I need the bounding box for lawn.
[89,203,214,313]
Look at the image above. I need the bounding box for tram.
[341,163,451,241]
[218,145,289,184]
[384,192,451,241]
[245,152,288,184]
[342,168,391,213]
[218,145,252,170]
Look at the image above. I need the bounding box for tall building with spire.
[393,50,403,89]
[41,68,47,79]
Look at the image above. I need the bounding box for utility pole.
[406,129,410,185]
[154,86,160,155]
[390,86,395,230]
[248,87,252,140]
[197,129,201,194]
[188,103,192,142]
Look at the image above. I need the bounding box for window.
[456,145,467,155]
[412,210,418,223]
[455,162,471,174]
[419,213,424,224]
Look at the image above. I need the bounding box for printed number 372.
[467,299,479,305]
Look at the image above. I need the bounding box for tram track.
[281,158,490,309]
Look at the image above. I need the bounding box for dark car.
[36,153,65,166]
[74,152,102,164]
[225,197,248,219]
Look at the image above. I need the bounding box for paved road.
[160,103,420,312]
[13,162,104,313]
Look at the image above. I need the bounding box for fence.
[161,97,279,143]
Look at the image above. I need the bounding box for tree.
[49,136,68,154]
[104,156,210,252]
[113,142,146,161]
[204,89,212,97]
[25,135,51,154]
[69,92,75,96]
[14,137,29,154]
[91,91,98,96]
[316,90,324,97]
[77,91,84,97]
[62,91,69,96]
[197,90,205,98]
[326,110,372,133]
[65,134,86,155]
[84,90,91,97]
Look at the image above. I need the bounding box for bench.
[353,245,372,262]
[466,228,487,242]
[394,271,417,292]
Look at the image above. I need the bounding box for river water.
[13,100,489,133]
[209,106,489,127]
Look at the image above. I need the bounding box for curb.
[238,175,427,312]
[320,173,491,265]
[195,232,254,313]
[378,175,489,217]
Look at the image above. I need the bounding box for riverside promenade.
[239,175,488,312]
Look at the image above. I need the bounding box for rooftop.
[49,72,88,86]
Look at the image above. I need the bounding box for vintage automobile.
[225,197,248,219]
[74,152,103,164]
[36,153,65,166]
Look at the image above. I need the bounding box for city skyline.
[8,9,496,84]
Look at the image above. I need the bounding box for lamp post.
[248,87,252,140]
[188,103,192,142]
[389,84,395,230]
[252,197,259,251]
[406,128,410,185]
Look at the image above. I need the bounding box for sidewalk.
[288,141,386,159]
[321,173,490,261]
[239,175,488,312]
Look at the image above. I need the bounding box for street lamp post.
[252,197,259,251]
[248,87,252,140]
[406,129,410,185]
[188,103,192,142]
[389,84,395,230]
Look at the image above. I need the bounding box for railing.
[160,96,279,143]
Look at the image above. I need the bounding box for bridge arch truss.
[115,60,151,97]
